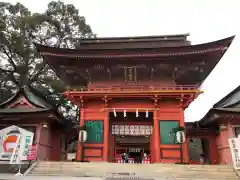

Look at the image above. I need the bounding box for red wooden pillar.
[103,110,109,161]
[153,110,160,163]
[35,124,42,161]
[150,134,154,162]
[76,108,84,161]
[209,137,218,164]
[179,108,188,163]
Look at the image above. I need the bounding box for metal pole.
[81,143,84,162]
[180,143,183,164]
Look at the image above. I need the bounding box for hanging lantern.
[146,110,148,118]
[79,130,87,143]
[136,109,139,117]
[176,131,185,144]
[123,109,127,117]
[113,109,117,117]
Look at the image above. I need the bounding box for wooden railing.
[67,85,200,93]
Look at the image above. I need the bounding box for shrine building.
[0,87,71,162]
[198,85,240,165]
[35,34,235,164]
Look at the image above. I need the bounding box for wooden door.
[59,135,67,161]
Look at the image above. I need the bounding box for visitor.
[137,154,142,164]
[122,153,128,163]
[200,154,204,164]
[143,153,147,159]
[125,153,129,163]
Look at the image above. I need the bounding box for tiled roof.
[0,86,52,109]
[0,108,51,113]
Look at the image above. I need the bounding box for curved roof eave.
[0,91,19,107]
[0,87,53,109]
[34,35,235,55]
[78,33,190,43]
[213,85,240,108]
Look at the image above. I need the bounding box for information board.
[159,120,179,144]
[229,138,240,169]
[85,120,104,144]
[27,144,37,160]
[0,125,34,161]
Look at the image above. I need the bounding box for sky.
[4,0,240,122]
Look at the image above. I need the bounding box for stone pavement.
[0,174,238,180]
[0,174,103,180]
[0,174,156,180]
[0,174,154,180]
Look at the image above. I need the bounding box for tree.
[0,1,95,123]
[36,1,96,48]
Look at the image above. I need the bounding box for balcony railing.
[67,85,200,93]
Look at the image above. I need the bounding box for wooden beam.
[101,95,112,108]
[151,95,159,107]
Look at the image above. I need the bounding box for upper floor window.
[234,127,240,137]
[124,67,137,82]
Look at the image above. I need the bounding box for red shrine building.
[198,85,240,165]
[0,34,235,164]
[0,87,69,162]
[34,34,235,164]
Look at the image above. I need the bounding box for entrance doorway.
[109,111,153,163]
[115,135,150,163]
[188,138,210,164]
[66,136,78,161]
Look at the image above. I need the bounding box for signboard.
[10,135,21,164]
[85,120,104,143]
[112,125,153,136]
[229,138,240,169]
[27,145,37,160]
[0,125,34,161]
[128,148,141,153]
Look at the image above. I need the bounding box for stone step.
[38,162,231,166]
[38,162,232,167]
[29,172,238,178]
[36,164,233,170]
[28,162,238,179]
[29,173,240,180]
[32,167,235,174]
[33,169,234,172]
[37,166,233,172]
[34,166,235,173]
[30,171,237,178]
[29,174,238,180]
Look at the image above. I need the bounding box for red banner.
[27,145,37,160]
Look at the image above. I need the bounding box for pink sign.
[27,145,37,160]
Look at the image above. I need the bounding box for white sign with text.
[0,125,34,161]
[229,138,240,169]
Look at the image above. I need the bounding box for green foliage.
[0,1,95,122]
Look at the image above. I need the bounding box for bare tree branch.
[1,45,17,71]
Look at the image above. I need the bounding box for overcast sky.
[5,0,240,122]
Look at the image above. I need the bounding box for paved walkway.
[0,174,103,180]
[0,174,162,180]
[0,174,235,180]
